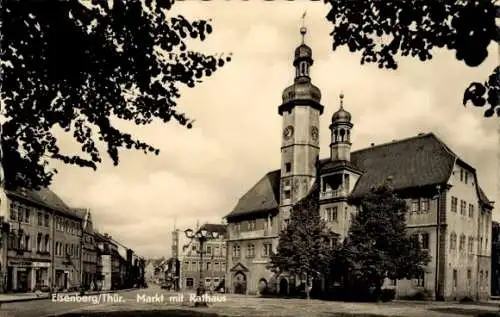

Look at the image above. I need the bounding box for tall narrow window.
[411,199,419,212]
[451,197,458,212]
[450,232,457,251]
[420,198,429,212]
[421,233,429,250]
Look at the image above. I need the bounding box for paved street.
[1,285,499,317]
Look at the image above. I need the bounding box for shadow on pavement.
[429,308,500,317]
[49,311,408,317]
[49,311,220,317]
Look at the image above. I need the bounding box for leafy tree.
[341,184,431,299]
[269,185,336,299]
[324,0,499,117]
[1,0,231,190]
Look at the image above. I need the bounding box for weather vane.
[340,90,344,108]
[300,11,307,44]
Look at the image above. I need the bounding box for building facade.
[492,221,500,297]
[73,208,97,291]
[224,26,494,301]
[181,223,227,292]
[3,188,85,292]
[52,201,84,291]
[95,232,112,291]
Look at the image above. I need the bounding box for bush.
[380,289,396,302]
[399,290,430,301]
[459,296,475,303]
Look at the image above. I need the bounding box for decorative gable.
[230,262,249,272]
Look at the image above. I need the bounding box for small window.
[468,204,474,218]
[37,212,43,226]
[467,269,472,281]
[284,190,291,200]
[421,233,429,250]
[460,169,463,182]
[186,278,194,288]
[411,199,419,212]
[420,198,429,212]
[285,163,291,173]
[451,197,458,212]
[464,172,468,184]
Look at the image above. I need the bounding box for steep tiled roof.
[227,170,281,218]
[478,187,493,208]
[348,133,455,198]
[226,133,491,219]
[6,187,83,220]
[199,223,227,236]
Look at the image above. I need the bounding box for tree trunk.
[373,279,384,302]
[305,274,312,300]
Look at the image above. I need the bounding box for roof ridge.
[351,132,434,154]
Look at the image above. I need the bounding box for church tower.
[329,93,352,162]
[278,23,324,225]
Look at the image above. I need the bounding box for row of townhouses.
[0,187,146,293]
[169,26,498,301]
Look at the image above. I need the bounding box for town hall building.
[224,25,494,301]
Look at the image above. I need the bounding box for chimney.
[418,133,425,136]
[370,143,375,147]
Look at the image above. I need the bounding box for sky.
[45,1,499,259]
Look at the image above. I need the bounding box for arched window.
[300,62,308,76]
[339,129,345,142]
[450,232,457,251]
[459,234,466,251]
[45,235,50,253]
[37,233,42,252]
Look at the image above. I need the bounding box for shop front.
[33,261,50,289]
[7,259,33,292]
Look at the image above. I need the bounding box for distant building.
[144,257,167,285]
[181,223,227,292]
[95,232,112,291]
[492,221,500,297]
[72,208,97,291]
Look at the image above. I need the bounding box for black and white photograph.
[0,1,499,316]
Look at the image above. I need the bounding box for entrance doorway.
[233,272,246,294]
[7,267,13,291]
[279,278,289,296]
[16,269,28,292]
[63,273,68,289]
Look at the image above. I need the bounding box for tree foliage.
[1,0,231,190]
[341,185,431,292]
[324,0,499,117]
[269,186,336,297]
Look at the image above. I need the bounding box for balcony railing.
[230,228,275,240]
[320,188,348,199]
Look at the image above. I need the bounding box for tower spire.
[339,91,344,109]
[300,11,307,44]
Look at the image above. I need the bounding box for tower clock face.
[311,126,319,141]
[283,126,294,140]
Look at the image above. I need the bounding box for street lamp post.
[184,227,219,307]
